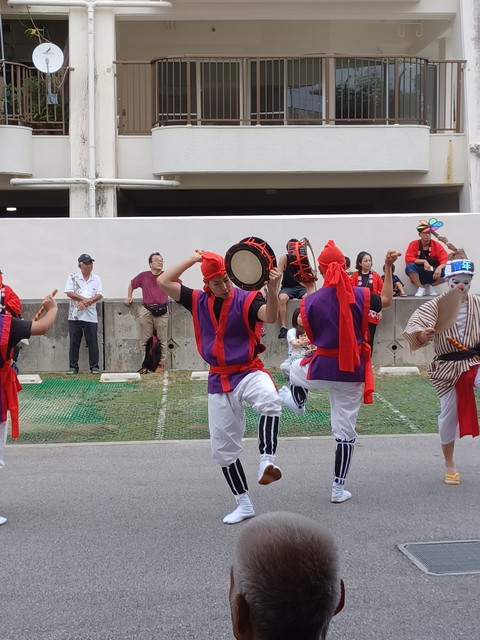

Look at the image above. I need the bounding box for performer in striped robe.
[403,258,478,485]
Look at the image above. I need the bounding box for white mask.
[447,273,473,294]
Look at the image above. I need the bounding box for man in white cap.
[64,253,103,374]
[404,254,478,484]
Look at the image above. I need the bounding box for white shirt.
[286,327,297,355]
[64,271,103,322]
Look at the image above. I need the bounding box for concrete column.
[68,8,89,218]
[95,9,117,217]
[461,0,480,212]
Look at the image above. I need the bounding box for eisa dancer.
[279,241,398,503]
[157,251,283,524]
[403,256,479,485]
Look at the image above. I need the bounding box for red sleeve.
[372,272,383,294]
[4,285,21,316]
[405,241,419,264]
[349,271,359,286]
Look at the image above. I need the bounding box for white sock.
[223,492,255,524]
[331,482,352,504]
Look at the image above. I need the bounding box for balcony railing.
[0,61,69,134]
[115,56,465,135]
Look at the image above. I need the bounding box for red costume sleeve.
[4,286,22,316]
[404,240,419,265]
[372,271,383,295]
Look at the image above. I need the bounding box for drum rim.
[289,237,317,281]
[225,239,275,290]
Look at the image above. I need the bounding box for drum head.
[225,237,276,290]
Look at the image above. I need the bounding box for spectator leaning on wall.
[124,252,171,374]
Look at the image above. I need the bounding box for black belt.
[438,344,480,361]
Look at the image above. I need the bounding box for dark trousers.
[68,320,99,370]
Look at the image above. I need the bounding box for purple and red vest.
[300,286,371,383]
[191,288,264,394]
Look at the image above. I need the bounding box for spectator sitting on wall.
[405,221,448,297]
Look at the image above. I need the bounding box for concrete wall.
[1,213,479,300]
[17,297,434,373]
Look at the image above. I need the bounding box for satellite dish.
[32,43,64,73]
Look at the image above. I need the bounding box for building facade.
[1,0,479,218]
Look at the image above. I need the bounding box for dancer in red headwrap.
[157,250,283,524]
[279,241,399,503]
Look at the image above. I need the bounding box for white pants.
[0,420,7,468]
[208,370,281,466]
[438,367,480,444]
[289,359,363,440]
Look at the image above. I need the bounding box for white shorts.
[208,370,281,466]
[289,359,363,441]
[438,367,480,444]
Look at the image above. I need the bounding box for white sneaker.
[331,483,352,504]
[426,284,437,296]
[258,455,282,485]
[0,515,7,526]
[223,492,255,525]
[415,287,426,297]
[278,385,306,416]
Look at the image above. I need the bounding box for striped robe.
[403,293,480,397]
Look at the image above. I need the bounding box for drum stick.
[447,336,480,360]
[33,289,58,322]
[430,229,459,253]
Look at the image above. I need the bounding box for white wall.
[2,212,479,300]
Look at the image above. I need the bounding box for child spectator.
[279,308,314,379]
[344,256,354,276]
[382,263,407,297]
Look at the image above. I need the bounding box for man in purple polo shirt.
[124,253,170,373]
[157,250,283,525]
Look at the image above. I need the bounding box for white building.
[1,0,479,220]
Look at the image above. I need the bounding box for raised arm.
[30,296,58,336]
[257,267,282,323]
[157,253,202,301]
[380,251,400,308]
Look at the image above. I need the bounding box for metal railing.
[0,61,69,134]
[115,55,465,135]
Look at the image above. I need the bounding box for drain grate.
[398,540,480,575]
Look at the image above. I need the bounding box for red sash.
[0,314,22,437]
[455,366,480,438]
[209,357,265,376]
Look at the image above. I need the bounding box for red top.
[405,239,448,266]
[131,270,168,305]
[349,270,383,295]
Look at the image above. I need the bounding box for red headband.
[201,251,227,281]
[318,240,346,272]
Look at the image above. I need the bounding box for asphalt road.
[1,434,479,640]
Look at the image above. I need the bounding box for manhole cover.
[398,540,480,575]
